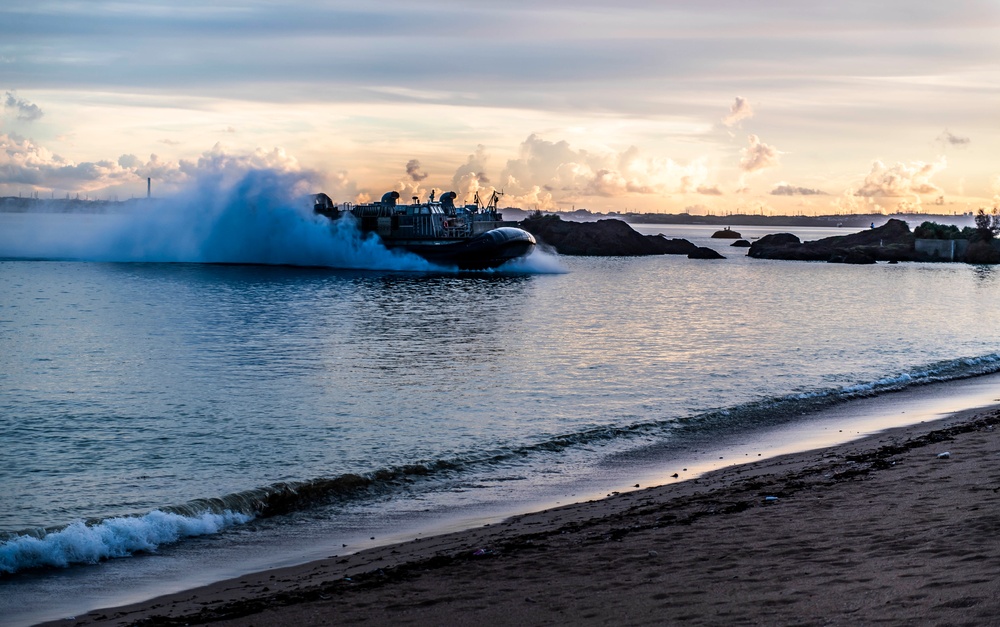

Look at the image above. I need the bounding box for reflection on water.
[971,264,997,284]
[350,274,533,376]
[3,254,1000,536]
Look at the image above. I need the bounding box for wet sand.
[41,406,1000,626]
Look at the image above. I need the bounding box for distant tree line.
[915,207,998,243]
[915,207,999,264]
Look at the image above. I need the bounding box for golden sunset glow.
[2,1,999,215]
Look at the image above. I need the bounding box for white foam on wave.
[790,352,1000,402]
[495,248,568,274]
[0,509,253,574]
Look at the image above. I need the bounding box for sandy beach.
[38,404,1000,627]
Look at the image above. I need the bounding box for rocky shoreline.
[519,215,723,259]
[521,215,995,265]
[747,219,916,264]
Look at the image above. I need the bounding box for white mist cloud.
[722,96,753,127]
[854,157,946,198]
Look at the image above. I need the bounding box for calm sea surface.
[2,205,1000,624]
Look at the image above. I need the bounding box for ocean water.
[3,178,1000,624]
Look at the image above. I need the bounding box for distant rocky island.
[519,215,723,259]
[750,216,1000,264]
[521,214,1000,265]
[748,219,914,264]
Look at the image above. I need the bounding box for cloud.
[770,183,826,196]
[739,134,780,173]
[451,146,492,201]
[854,157,946,198]
[504,184,555,211]
[722,96,753,127]
[499,134,710,208]
[0,133,135,192]
[4,91,43,121]
[696,185,723,196]
[406,159,428,182]
[0,134,313,195]
[937,130,970,146]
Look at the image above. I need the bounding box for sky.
[2,0,999,215]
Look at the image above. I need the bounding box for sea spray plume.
[492,247,567,274]
[105,167,321,264]
[0,165,434,270]
[142,166,434,269]
[150,168,434,269]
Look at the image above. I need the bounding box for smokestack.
[147,178,151,199]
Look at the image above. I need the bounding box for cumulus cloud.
[722,96,753,127]
[4,91,43,121]
[405,159,428,182]
[322,169,362,203]
[451,145,492,202]
[0,134,314,196]
[854,158,946,198]
[739,134,780,174]
[771,183,826,196]
[499,134,710,209]
[504,184,556,211]
[0,133,136,192]
[831,190,869,214]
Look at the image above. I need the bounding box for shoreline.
[43,402,1000,626]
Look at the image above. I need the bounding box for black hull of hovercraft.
[384,227,536,270]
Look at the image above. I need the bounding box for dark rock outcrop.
[747,219,917,262]
[688,247,726,260]
[731,239,751,248]
[711,228,742,239]
[828,250,877,265]
[520,216,700,256]
[965,241,1000,264]
[645,235,702,255]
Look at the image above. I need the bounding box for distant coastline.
[0,195,976,231]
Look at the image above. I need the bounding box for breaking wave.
[3,350,997,575]
[0,510,251,575]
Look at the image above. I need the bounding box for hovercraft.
[315,190,536,270]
